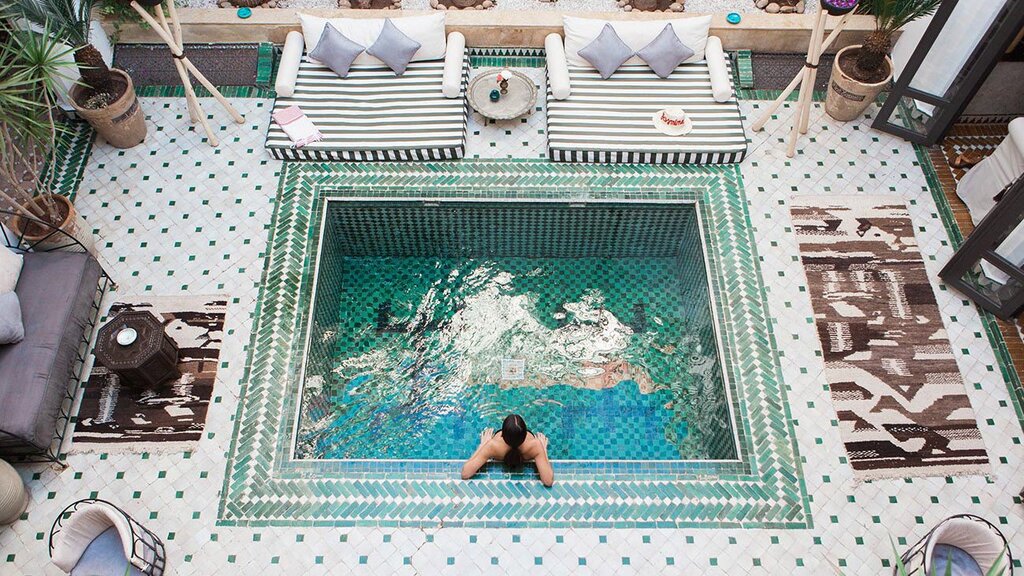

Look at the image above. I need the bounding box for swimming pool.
[294,200,738,462]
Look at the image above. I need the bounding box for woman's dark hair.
[501,414,528,468]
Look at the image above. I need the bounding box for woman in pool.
[461,414,554,487]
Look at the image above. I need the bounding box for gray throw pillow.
[310,23,365,78]
[578,23,634,80]
[366,19,422,76]
[0,292,24,345]
[636,24,695,78]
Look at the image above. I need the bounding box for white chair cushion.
[563,15,712,69]
[297,12,446,67]
[69,527,144,576]
[958,117,1024,225]
[51,504,135,573]
[0,246,23,294]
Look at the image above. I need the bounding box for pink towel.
[273,105,322,148]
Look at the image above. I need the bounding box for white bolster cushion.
[705,36,731,103]
[442,31,466,99]
[545,33,571,101]
[275,31,304,98]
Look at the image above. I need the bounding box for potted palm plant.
[0,16,96,252]
[10,0,146,148]
[825,0,941,122]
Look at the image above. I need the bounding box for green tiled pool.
[296,201,738,462]
[222,161,807,528]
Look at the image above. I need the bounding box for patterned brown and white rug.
[791,197,989,480]
[72,295,227,452]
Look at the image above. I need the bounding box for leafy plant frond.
[5,0,95,48]
[0,16,76,212]
[859,0,943,39]
[890,536,910,576]
[986,550,1007,576]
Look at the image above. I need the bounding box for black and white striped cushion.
[267,57,469,162]
[546,61,747,164]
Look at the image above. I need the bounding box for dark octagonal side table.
[94,310,181,389]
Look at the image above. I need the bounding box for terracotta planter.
[8,195,96,254]
[70,68,146,149]
[0,459,28,525]
[825,44,894,122]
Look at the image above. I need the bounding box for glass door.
[941,176,1024,320]
[873,0,1024,145]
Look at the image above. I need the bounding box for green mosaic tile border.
[135,85,274,99]
[41,119,95,201]
[469,48,545,69]
[736,50,754,89]
[256,42,276,88]
[731,52,826,102]
[220,160,809,529]
[914,144,1024,432]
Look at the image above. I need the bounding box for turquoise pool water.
[295,202,737,461]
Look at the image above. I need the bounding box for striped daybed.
[269,21,469,162]
[545,20,747,165]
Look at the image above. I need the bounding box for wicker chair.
[49,499,166,576]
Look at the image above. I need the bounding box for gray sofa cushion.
[0,252,101,453]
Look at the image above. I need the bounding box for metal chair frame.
[898,513,1013,576]
[0,208,113,464]
[48,498,166,576]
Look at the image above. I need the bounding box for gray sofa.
[0,251,103,459]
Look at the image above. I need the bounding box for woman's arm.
[461,428,495,480]
[533,433,554,487]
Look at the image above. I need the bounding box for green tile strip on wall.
[915,142,1024,433]
[738,87,827,103]
[468,47,546,69]
[469,55,546,68]
[736,50,754,89]
[256,42,276,89]
[219,159,809,529]
[135,85,274,99]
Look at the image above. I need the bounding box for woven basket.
[0,459,28,525]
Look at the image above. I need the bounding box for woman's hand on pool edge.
[462,432,494,481]
[479,427,495,447]
[533,435,554,488]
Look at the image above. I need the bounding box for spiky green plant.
[852,0,942,82]
[0,14,76,221]
[6,0,115,93]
